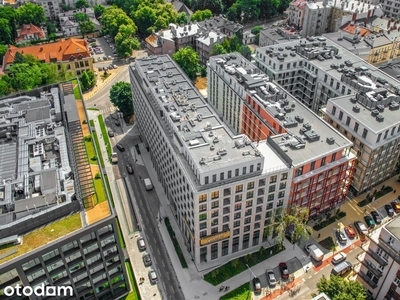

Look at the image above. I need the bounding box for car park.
[279,262,289,279]
[116,143,125,151]
[354,221,368,235]
[142,253,152,266]
[332,252,347,265]
[370,211,382,224]
[97,57,102,62]
[331,261,352,276]
[126,164,133,174]
[252,277,261,294]
[108,129,114,137]
[148,269,157,284]
[344,226,356,239]
[335,230,347,244]
[391,201,400,213]
[364,215,375,229]
[266,269,276,287]
[137,237,146,251]
[385,204,395,217]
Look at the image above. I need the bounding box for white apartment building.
[357,216,400,299]
[129,55,292,265]
[379,0,400,18]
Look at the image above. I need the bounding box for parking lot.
[88,35,119,72]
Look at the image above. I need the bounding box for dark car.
[252,277,261,294]
[335,230,348,244]
[114,120,121,126]
[385,204,395,217]
[364,215,375,229]
[370,211,382,224]
[116,143,125,151]
[354,221,368,236]
[142,253,152,266]
[279,262,289,279]
[126,164,133,174]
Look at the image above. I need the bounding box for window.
[354,122,359,132]
[199,194,207,202]
[279,182,286,190]
[247,182,255,189]
[199,222,206,229]
[199,213,207,220]
[228,170,232,178]
[211,191,219,199]
[270,176,277,183]
[267,203,273,210]
[321,157,326,166]
[346,116,351,126]
[223,198,230,206]
[394,276,400,286]
[267,194,274,201]
[223,188,231,196]
[235,185,243,193]
[338,111,343,120]
[211,201,219,208]
[220,172,224,180]
[384,130,389,139]
[242,167,247,174]
[295,167,303,177]
[278,191,285,198]
[205,176,209,184]
[222,241,229,256]
[269,185,276,193]
[212,174,217,182]
[211,218,218,226]
[223,207,230,215]
[234,203,241,211]
[245,200,253,207]
[310,161,315,171]
[257,163,261,171]
[232,237,239,253]
[199,204,207,212]
[235,194,242,202]
[246,191,253,199]
[362,128,368,138]
[281,173,288,180]
[259,179,266,186]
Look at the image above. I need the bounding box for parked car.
[116,143,125,151]
[305,244,324,261]
[142,253,152,266]
[331,261,352,276]
[370,211,382,224]
[332,252,347,265]
[103,66,108,71]
[126,164,133,174]
[97,57,102,62]
[354,221,368,235]
[137,237,146,251]
[114,119,120,126]
[364,215,375,229]
[385,204,395,217]
[148,269,157,284]
[103,56,108,60]
[335,230,348,244]
[391,201,400,213]
[108,55,113,60]
[344,226,356,239]
[266,269,277,287]
[112,64,117,69]
[252,277,261,294]
[108,129,114,137]
[279,262,289,279]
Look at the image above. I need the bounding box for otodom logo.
[4,284,73,297]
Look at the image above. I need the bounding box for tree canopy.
[172,47,200,80]
[80,70,96,91]
[16,3,46,26]
[75,0,89,9]
[94,5,106,19]
[115,24,140,58]
[74,13,96,37]
[190,9,213,22]
[317,275,367,300]
[101,7,137,38]
[109,82,134,115]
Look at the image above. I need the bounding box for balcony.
[378,236,400,264]
[358,271,378,289]
[358,259,383,278]
[362,247,388,266]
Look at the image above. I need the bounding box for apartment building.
[2,39,94,77]
[129,55,292,264]
[208,53,356,216]
[379,0,400,18]
[16,24,46,44]
[323,88,400,194]
[254,37,400,113]
[357,216,400,299]
[0,85,128,299]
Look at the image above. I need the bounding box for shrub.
[84,134,92,142]
[164,218,188,268]
[82,119,88,124]
[313,212,347,231]
[91,155,98,161]
[95,172,101,179]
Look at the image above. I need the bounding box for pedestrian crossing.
[100,105,117,114]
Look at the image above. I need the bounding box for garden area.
[204,244,284,285]
[220,282,251,300]
[358,185,393,207]
[313,210,346,231]
[319,236,335,251]
[164,218,188,268]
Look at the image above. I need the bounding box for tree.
[0,44,7,62]
[191,9,213,22]
[94,4,106,19]
[109,82,133,115]
[251,25,263,35]
[317,275,367,300]
[132,6,157,35]
[101,7,137,38]
[80,70,96,90]
[0,79,11,96]
[229,35,240,51]
[240,45,252,60]
[9,63,42,91]
[0,18,13,45]
[172,47,200,80]
[46,21,57,35]
[226,4,241,22]
[75,0,89,9]
[264,207,312,248]
[237,0,261,22]
[176,12,188,25]
[17,3,46,26]
[74,13,96,37]
[210,44,227,56]
[61,4,73,11]
[13,52,25,64]
[0,7,18,42]
[115,24,140,58]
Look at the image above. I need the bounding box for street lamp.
[246,264,256,282]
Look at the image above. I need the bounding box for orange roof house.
[16,24,46,44]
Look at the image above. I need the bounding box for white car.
[148,269,157,284]
[266,269,276,287]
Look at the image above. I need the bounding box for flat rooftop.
[386,216,400,240]
[210,53,352,166]
[132,55,264,175]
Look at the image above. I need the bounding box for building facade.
[130,55,294,265]
[357,216,400,299]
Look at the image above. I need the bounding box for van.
[305,244,324,262]
[332,252,347,265]
[331,261,352,276]
[144,178,153,191]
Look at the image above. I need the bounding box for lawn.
[93,177,106,204]
[204,244,284,285]
[104,175,114,207]
[73,85,82,100]
[90,123,105,168]
[87,107,99,111]
[98,115,112,157]
[0,214,82,264]
[123,261,141,300]
[220,282,251,300]
[85,139,96,161]
[116,218,126,249]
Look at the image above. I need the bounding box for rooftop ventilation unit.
[376,114,384,122]
[213,136,219,143]
[210,145,215,150]
[189,139,200,146]
[242,151,250,156]
[199,157,206,165]
[377,105,384,112]
[299,127,308,134]
[349,97,357,103]
[389,102,400,110]
[277,56,284,61]
[371,109,379,116]
[208,131,214,137]
[303,122,311,130]
[213,155,222,161]
[326,137,335,145]
[352,105,360,113]
[217,149,227,156]
[295,115,304,123]
[254,150,261,156]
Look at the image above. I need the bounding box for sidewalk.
[87,111,160,300]
[136,143,312,300]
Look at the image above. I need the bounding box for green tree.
[229,35,240,51]
[251,25,263,35]
[210,44,227,56]
[317,275,367,300]
[109,82,133,115]
[61,4,73,11]
[191,9,212,22]
[0,7,18,42]
[260,0,280,19]
[0,18,13,45]
[46,21,57,35]
[176,12,188,25]
[0,44,7,62]
[9,63,42,91]
[0,78,11,96]
[48,33,58,42]
[101,7,137,38]
[115,24,140,58]
[172,47,200,80]
[17,3,46,26]
[240,45,252,60]
[226,4,241,22]
[80,70,96,90]
[237,0,261,22]
[132,6,157,35]
[94,4,106,19]
[75,0,89,9]
[74,13,96,37]
[58,64,75,81]
[13,52,25,64]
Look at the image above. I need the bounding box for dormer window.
[69,55,75,60]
